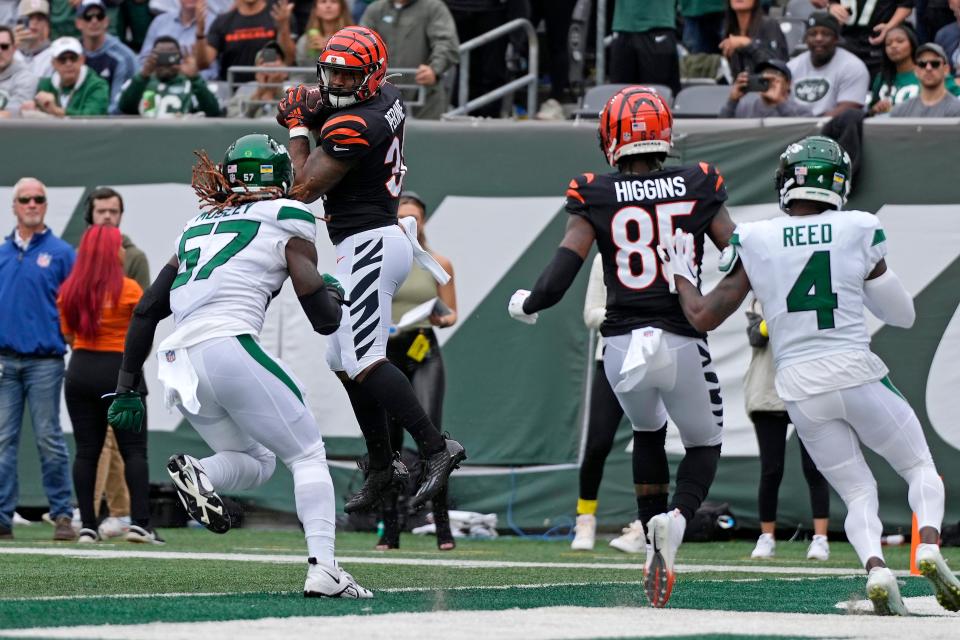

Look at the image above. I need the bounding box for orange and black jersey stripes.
[566,163,728,338]
[313,83,406,245]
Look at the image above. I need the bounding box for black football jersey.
[313,82,407,245]
[566,163,728,338]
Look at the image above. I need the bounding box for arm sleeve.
[523,247,585,314]
[118,264,177,385]
[863,268,915,328]
[582,253,606,330]
[426,2,460,77]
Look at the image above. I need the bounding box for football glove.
[277,85,327,134]
[508,289,539,325]
[322,273,345,304]
[104,391,145,433]
[658,230,698,289]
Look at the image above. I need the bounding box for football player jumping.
[509,86,737,608]
[105,134,372,598]
[276,27,465,514]
[662,136,959,615]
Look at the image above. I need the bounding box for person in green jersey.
[610,0,680,95]
[118,36,220,117]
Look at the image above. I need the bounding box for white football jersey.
[733,209,889,397]
[163,198,317,349]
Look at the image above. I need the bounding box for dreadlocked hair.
[191,150,286,211]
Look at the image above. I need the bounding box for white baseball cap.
[50,36,83,59]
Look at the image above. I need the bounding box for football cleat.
[806,535,830,561]
[609,520,647,555]
[409,438,466,510]
[644,510,686,608]
[571,514,596,551]
[917,544,960,612]
[167,454,231,534]
[304,558,373,599]
[751,533,776,559]
[344,457,409,514]
[866,566,908,616]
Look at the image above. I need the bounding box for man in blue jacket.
[0,177,76,541]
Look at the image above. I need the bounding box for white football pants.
[177,335,336,566]
[785,379,944,567]
[603,332,724,448]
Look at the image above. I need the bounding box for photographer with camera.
[720,59,813,117]
[14,0,53,79]
[118,35,220,117]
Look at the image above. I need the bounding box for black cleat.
[409,438,466,509]
[343,457,408,514]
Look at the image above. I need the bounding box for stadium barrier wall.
[2,118,958,531]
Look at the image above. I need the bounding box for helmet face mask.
[598,87,673,167]
[316,27,388,109]
[776,136,851,212]
[221,134,294,196]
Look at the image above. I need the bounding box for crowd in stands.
[1,0,958,119]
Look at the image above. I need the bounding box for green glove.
[322,273,345,299]
[105,391,145,432]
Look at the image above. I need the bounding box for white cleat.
[916,544,960,612]
[167,454,231,534]
[609,520,647,555]
[570,514,596,551]
[645,510,685,608]
[806,535,830,561]
[866,566,908,616]
[750,533,776,559]
[304,559,373,599]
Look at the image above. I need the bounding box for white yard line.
[1,605,958,640]
[0,546,883,576]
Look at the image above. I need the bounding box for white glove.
[656,244,678,294]
[658,230,698,290]
[508,289,539,325]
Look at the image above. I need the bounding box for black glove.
[745,310,768,348]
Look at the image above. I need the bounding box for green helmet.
[222,134,293,194]
[775,136,851,211]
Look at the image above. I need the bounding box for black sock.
[359,363,445,455]
[670,444,721,521]
[342,377,392,469]
[633,425,670,523]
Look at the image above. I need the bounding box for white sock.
[290,448,336,568]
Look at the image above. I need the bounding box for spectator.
[149,0,232,20]
[138,0,220,82]
[721,0,789,77]
[443,0,528,117]
[868,25,959,113]
[58,225,160,544]
[721,58,814,116]
[529,0,577,116]
[13,0,54,78]
[75,0,137,114]
[83,187,148,540]
[21,36,108,116]
[820,0,913,77]
[196,0,296,83]
[0,25,38,117]
[743,298,831,562]
[360,0,459,120]
[788,12,869,116]
[226,41,288,117]
[118,35,220,117]
[376,191,458,551]
[890,42,960,115]
[681,0,726,54]
[295,0,350,67]
[916,0,955,44]
[609,0,680,96]
[0,177,76,542]
[116,0,153,53]
[935,0,960,72]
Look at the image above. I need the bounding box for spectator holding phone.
[138,0,220,82]
[14,0,54,79]
[118,35,220,117]
[720,0,789,78]
[721,59,814,116]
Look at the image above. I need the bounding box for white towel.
[156,347,201,414]
[398,216,450,285]
[615,327,671,393]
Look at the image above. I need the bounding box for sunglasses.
[0,43,11,51]
[17,195,47,205]
[917,59,944,70]
[82,11,106,21]
[56,52,79,62]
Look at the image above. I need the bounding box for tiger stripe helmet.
[316,26,388,109]
[598,87,673,167]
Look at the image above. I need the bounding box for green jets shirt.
[117,73,221,118]
[613,0,676,33]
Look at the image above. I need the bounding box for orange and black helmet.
[316,26,388,108]
[598,87,673,167]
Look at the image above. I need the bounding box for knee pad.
[289,446,332,486]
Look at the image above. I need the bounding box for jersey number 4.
[611,202,696,289]
[786,250,839,330]
[171,219,261,290]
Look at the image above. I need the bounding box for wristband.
[116,369,142,393]
[289,126,309,139]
